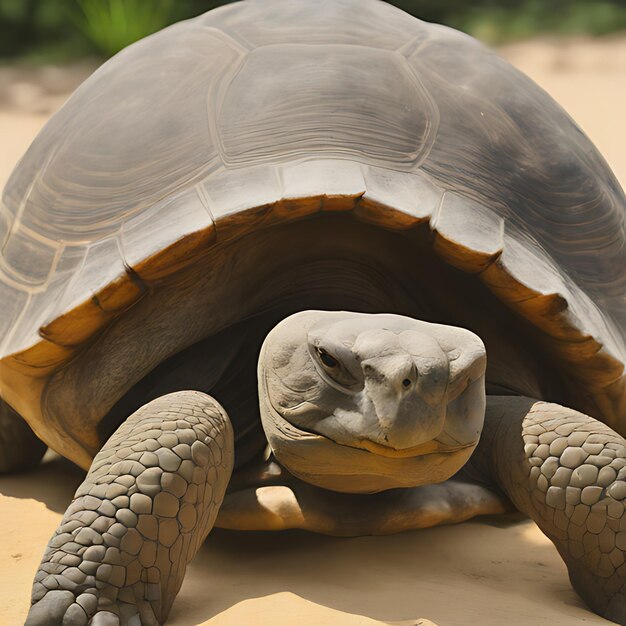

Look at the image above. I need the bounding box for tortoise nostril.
[402,378,411,388]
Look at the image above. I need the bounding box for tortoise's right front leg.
[473,396,626,625]
[26,391,233,626]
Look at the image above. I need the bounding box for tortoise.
[0,0,624,623]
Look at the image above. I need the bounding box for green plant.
[75,0,174,57]
[558,2,626,36]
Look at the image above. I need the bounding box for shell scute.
[35,238,144,348]
[1,228,60,288]
[0,283,29,357]
[410,32,625,326]
[120,186,216,283]
[201,165,282,242]
[1,23,231,245]
[216,43,438,171]
[431,191,504,273]
[280,159,365,213]
[355,167,442,230]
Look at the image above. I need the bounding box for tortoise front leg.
[26,391,233,626]
[472,396,626,624]
[0,398,46,473]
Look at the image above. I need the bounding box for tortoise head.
[258,310,486,493]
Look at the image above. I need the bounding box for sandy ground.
[0,36,625,626]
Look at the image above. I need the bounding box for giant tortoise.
[0,0,624,624]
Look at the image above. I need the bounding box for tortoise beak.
[346,437,475,459]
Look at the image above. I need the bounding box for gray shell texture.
[0,0,624,449]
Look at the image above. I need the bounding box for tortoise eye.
[318,349,338,368]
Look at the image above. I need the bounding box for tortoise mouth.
[269,412,475,459]
[347,437,474,458]
[259,385,477,493]
[266,386,478,461]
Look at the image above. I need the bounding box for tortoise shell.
[0,0,624,469]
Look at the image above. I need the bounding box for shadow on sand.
[1,452,607,625]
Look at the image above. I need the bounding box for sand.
[0,36,624,626]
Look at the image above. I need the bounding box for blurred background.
[1,0,626,60]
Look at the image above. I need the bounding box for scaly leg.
[26,391,233,626]
[473,396,626,625]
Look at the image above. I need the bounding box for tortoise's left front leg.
[26,391,233,626]
[473,396,626,624]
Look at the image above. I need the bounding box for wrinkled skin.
[12,311,626,625]
[258,312,487,493]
